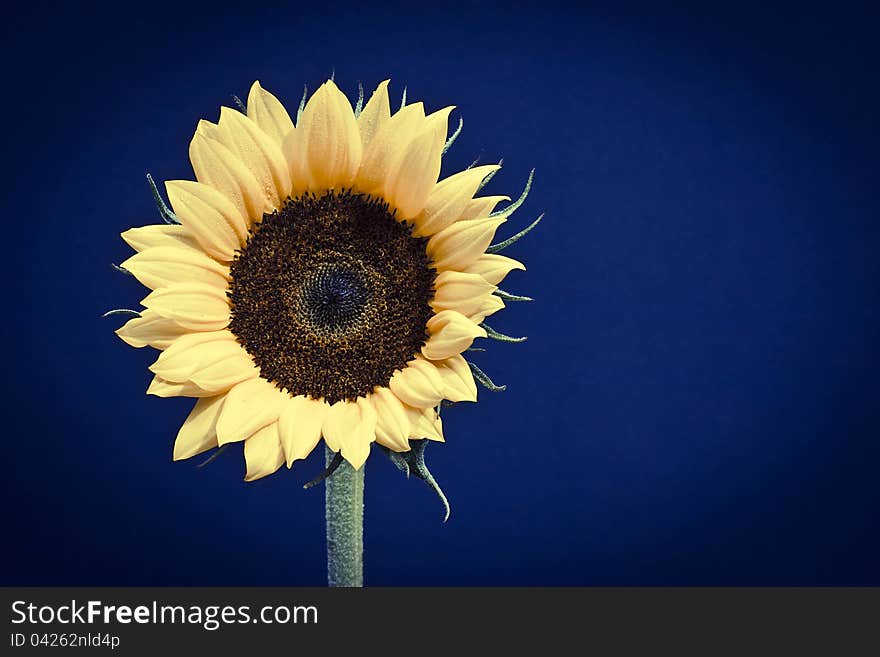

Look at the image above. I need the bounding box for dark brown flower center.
[228,191,436,403]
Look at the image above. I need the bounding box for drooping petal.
[244,422,285,481]
[283,80,362,192]
[427,216,505,271]
[216,106,291,207]
[322,399,375,469]
[189,125,265,220]
[165,180,248,260]
[388,358,446,407]
[383,107,453,219]
[141,281,230,331]
[355,102,425,196]
[457,195,509,222]
[216,377,286,445]
[246,81,295,146]
[121,224,200,253]
[370,387,411,452]
[433,354,478,403]
[460,253,526,286]
[173,395,225,460]
[278,395,329,467]
[412,164,501,237]
[405,405,444,442]
[120,245,229,291]
[356,80,391,150]
[422,310,487,360]
[115,309,189,349]
[431,270,497,318]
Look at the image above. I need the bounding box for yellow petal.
[278,395,329,467]
[412,164,501,237]
[120,245,229,290]
[356,80,391,150]
[121,224,200,253]
[460,253,526,286]
[147,375,214,398]
[433,354,477,403]
[427,216,505,271]
[458,195,509,222]
[246,81,295,146]
[467,293,505,324]
[173,395,225,460]
[115,309,188,349]
[217,106,291,207]
[384,107,453,219]
[355,102,425,196]
[149,330,242,381]
[405,405,444,442]
[165,180,248,261]
[141,281,230,331]
[283,80,362,192]
[216,377,286,445]
[189,126,264,221]
[422,310,486,360]
[431,270,497,317]
[244,422,285,481]
[321,399,375,469]
[388,358,445,407]
[370,387,411,452]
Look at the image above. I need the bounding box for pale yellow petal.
[356,80,391,150]
[283,80,362,192]
[405,405,444,442]
[147,375,214,398]
[383,107,452,219]
[216,377,286,445]
[217,106,291,207]
[388,358,445,407]
[412,165,501,237]
[427,216,505,271]
[431,270,497,317]
[458,195,509,222]
[189,126,264,221]
[141,281,230,331]
[321,399,375,469]
[370,387,411,452]
[460,253,526,286]
[121,224,200,253]
[246,80,295,146]
[120,245,229,290]
[149,330,241,381]
[355,102,425,196]
[115,309,188,349]
[165,180,248,261]
[467,293,505,324]
[433,354,477,403]
[244,422,285,481]
[173,395,225,460]
[278,395,329,467]
[422,310,487,360]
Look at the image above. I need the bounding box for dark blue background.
[3,1,878,585]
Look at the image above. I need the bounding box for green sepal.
[379,440,450,522]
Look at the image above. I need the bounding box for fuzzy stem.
[324,446,364,587]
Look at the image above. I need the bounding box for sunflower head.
[112,78,534,486]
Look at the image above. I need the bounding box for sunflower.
[114,79,531,481]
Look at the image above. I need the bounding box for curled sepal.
[486,213,543,254]
[442,116,463,155]
[303,451,344,489]
[489,168,534,219]
[354,82,364,117]
[197,444,230,468]
[468,360,507,392]
[477,159,502,192]
[481,322,528,343]
[494,288,533,302]
[231,94,247,113]
[102,308,141,319]
[147,173,180,225]
[378,439,450,522]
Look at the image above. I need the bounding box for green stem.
[324,446,364,587]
